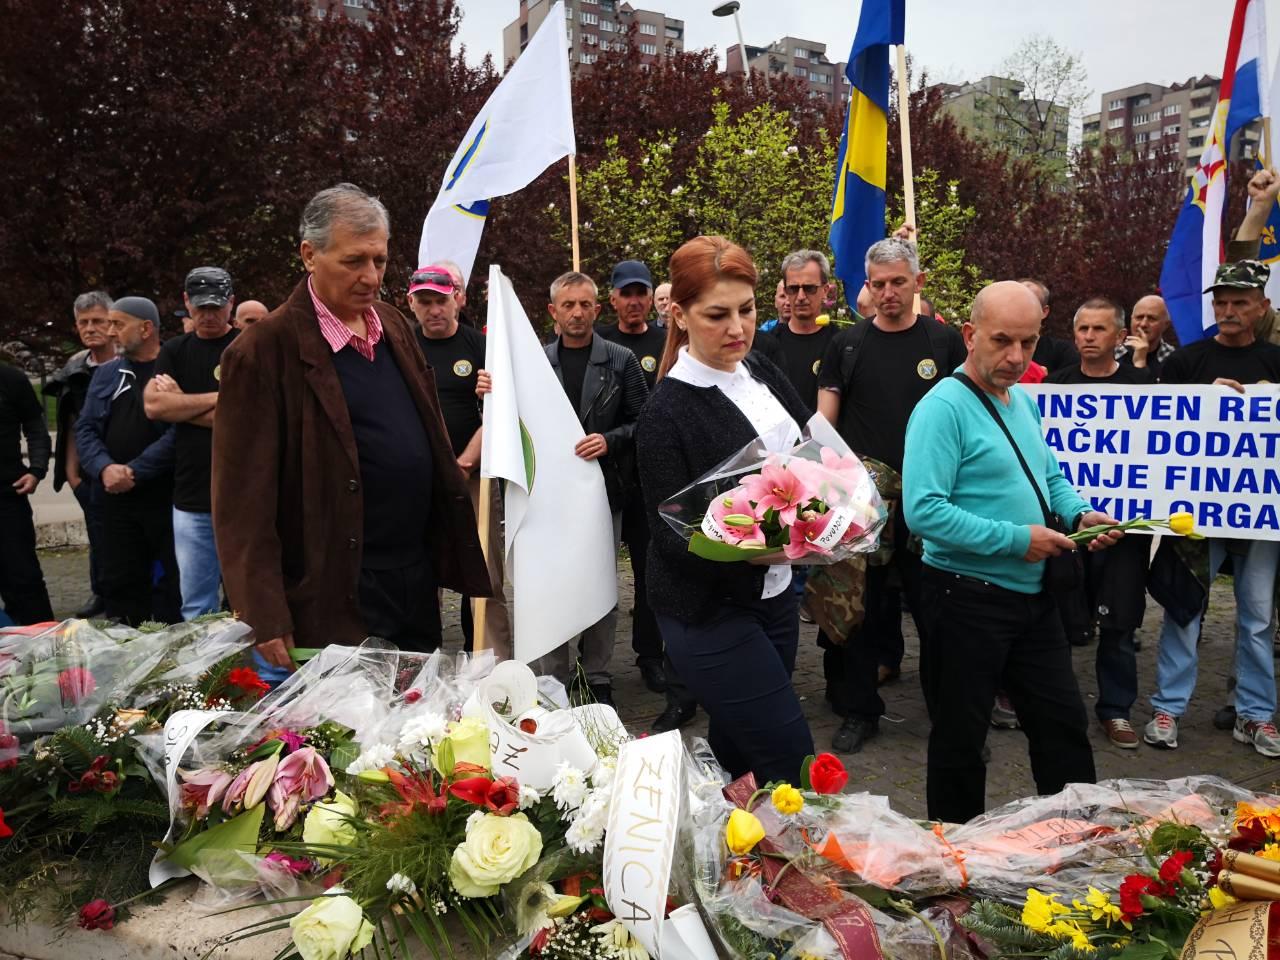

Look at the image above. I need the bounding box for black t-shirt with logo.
[596,322,666,391]
[770,324,838,413]
[1046,363,1154,386]
[416,325,486,456]
[154,329,237,512]
[817,319,960,471]
[1158,337,1280,385]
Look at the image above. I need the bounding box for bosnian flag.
[1160,0,1266,345]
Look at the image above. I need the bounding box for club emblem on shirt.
[213,364,221,382]
[811,359,822,375]
[641,355,657,373]
[916,359,938,380]
[453,359,474,377]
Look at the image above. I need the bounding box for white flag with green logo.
[481,266,617,664]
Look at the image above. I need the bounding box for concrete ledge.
[34,519,87,549]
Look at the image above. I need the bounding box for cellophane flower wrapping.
[659,414,887,565]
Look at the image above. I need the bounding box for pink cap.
[408,264,457,296]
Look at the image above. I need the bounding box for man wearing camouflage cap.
[1143,259,1280,757]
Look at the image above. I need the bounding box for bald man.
[1118,295,1175,376]
[903,280,1123,823]
[233,300,269,329]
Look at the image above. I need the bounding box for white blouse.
[666,347,802,599]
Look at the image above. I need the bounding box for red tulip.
[484,777,520,815]
[808,753,848,795]
[78,899,115,931]
[0,806,12,838]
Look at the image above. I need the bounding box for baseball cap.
[610,260,653,290]
[1204,260,1270,293]
[185,266,233,308]
[408,265,457,296]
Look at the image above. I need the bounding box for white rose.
[289,895,374,960]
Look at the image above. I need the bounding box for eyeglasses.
[784,283,822,296]
[411,270,455,290]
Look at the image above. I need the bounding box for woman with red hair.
[637,236,815,783]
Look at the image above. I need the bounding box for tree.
[997,35,1091,161]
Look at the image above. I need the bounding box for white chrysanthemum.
[576,789,611,833]
[386,872,417,897]
[465,809,486,835]
[565,813,605,854]
[517,784,541,811]
[591,918,649,959]
[397,712,449,754]
[345,742,396,776]
[551,762,588,811]
[590,756,617,792]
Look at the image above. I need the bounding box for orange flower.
[1234,802,1280,837]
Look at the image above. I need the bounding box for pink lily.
[179,767,234,819]
[268,782,303,831]
[272,747,333,804]
[222,753,280,814]
[263,850,313,876]
[708,488,763,544]
[740,460,812,527]
[784,509,837,560]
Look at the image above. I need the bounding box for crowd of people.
[2,172,1280,823]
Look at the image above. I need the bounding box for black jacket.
[43,349,97,490]
[545,334,648,512]
[636,354,810,623]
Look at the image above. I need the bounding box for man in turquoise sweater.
[903,280,1123,824]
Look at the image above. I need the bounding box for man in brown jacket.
[212,183,490,673]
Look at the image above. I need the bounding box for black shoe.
[651,701,696,733]
[1213,704,1238,731]
[74,595,105,619]
[587,683,614,708]
[832,716,878,753]
[638,659,666,694]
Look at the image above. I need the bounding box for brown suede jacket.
[211,278,491,646]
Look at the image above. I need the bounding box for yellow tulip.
[771,784,804,816]
[1208,886,1238,910]
[725,809,766,855]
[814,313,831,326]
[1169,512,1196,536]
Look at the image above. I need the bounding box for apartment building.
[503,0,684,70]
[935,75,1070,164]
[725,37,849,107]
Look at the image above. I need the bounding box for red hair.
[658,236,758,378]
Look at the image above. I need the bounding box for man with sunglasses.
[764,251,839,414]
[407,264,511,659]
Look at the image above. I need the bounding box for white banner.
[1026,384,1280,540]
[149,708,225,887]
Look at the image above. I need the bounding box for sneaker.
[799,600,815,624]
[832,716,878,753]
[990,693,1019,729]
[1143,711,1179,749]
[1101,717,1139,749]
[1234,717,1280,758]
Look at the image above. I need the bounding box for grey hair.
[780,249,831,283]
[437,260,464,286]
[1017,277,1050,308]
[72,291,113,316]
[864,238,920,276]
[549,271,598,301]
[1073,296,1126,332]
[299,183,390,250]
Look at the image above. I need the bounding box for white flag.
[419,1,575,284]
[481,266,617,664]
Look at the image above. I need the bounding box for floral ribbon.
[723,774,885,960]
[931,823,969,889]
[1178,900,1280,960]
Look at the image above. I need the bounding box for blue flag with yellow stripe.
[829,0,905,290]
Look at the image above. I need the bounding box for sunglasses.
[784,283,822,296]
[411,270,455,290]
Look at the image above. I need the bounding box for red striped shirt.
[308,277,383,361]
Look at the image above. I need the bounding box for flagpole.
[569,154,582,271]
[472,475,492,653]
[895,44,921,316]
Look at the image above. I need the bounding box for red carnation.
[1119,874,1156,919]
[0,806,12,839]
[57,666,96,705]
[226,667,270,698]
[519,718,538,734]
[809,753,849,795]
[485,777,520,815]
[78,899,115,931]
[0,730,18,772]
[1159,850,1194,886]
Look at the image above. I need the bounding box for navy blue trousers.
[658,591,814,784]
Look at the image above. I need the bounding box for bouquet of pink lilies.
[660,417,887,564]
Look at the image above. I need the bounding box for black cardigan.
[636,353,811,624]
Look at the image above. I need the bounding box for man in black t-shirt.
[1021,278,1080,374]
[407,264,511,659]
[144,267,238,621]
[1047,297,1154,750]
[594,260,670,709]
[816,238,966,753]
[768,250,839,412]
[1145,261,1280,758]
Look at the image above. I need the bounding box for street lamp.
[712,1,749,84]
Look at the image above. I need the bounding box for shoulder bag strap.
[952,371,1053,526]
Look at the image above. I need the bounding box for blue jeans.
[1152,538,1280,722]
[172,508,223,621]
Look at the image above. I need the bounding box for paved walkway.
[35,547,1280,819]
